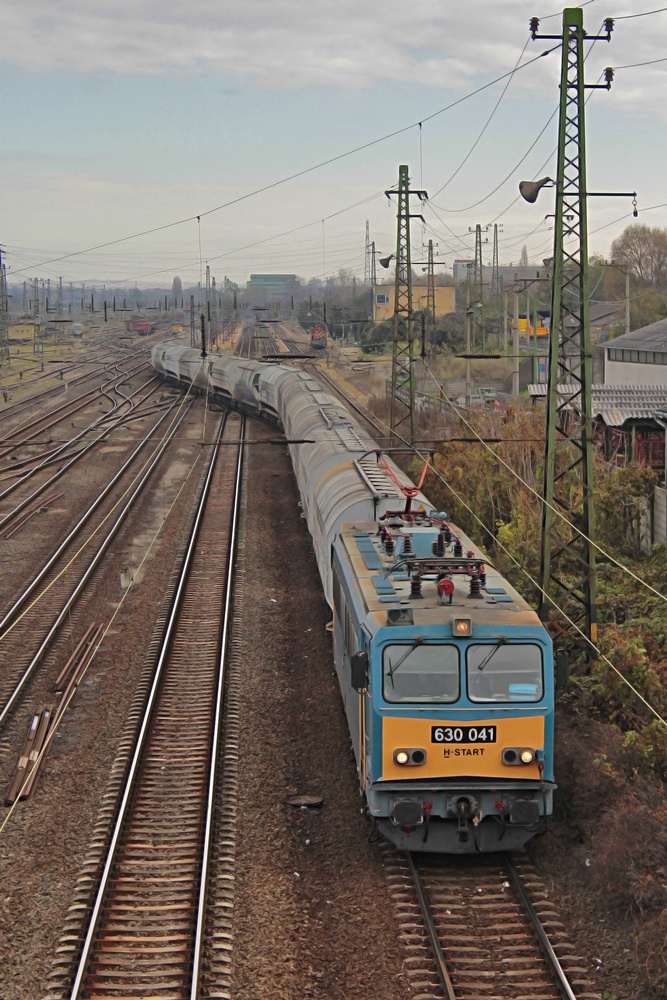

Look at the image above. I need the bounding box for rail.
[67,411,244,998]
[401,851,593,1000]
[0,398,193,728]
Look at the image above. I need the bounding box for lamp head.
[379,255,394,269]
[519,176,554,204]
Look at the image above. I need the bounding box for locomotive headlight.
[393,748,427,766]
[452,615,472,636]
[502,747,536,766]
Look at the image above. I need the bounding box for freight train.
[151,341,563,853]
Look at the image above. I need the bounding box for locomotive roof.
[340,519,543,633]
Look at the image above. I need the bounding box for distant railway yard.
[0,319,658,1000]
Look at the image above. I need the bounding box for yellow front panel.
[381,715,545,780]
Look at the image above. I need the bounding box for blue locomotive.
[151,341,563,853]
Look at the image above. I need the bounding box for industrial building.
[245,274,299,298]
[372,283,455,323]
[604,318,667,385]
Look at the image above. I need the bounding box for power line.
[375,410,667,726]
[8,48,560,280]
[615,55,667,69]
[429,37,531,201]
[426,455,667,727]
[614,6,667,19]
[429,106,559,214]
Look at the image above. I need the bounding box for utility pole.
[364,220,370,285]
[492,223,503,348]
[0,250,8,363]
[512,276,520,397]
[57,276,64,344]
[471,224,488,350]
[491,224,499,299]
[427,239,436,357]
[529,8,617,647]
[33,277,41,356]
[190,294,196,348]
[211,277,218,347]
[465,281,472,408]
[386,165,427,444]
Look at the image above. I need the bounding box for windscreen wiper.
[387,637,425,688]
[474,636,508,685]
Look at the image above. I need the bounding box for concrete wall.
[605,358,667,386]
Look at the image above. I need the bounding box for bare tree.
[610,224,667,286]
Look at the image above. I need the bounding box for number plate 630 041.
[431,725,497,744]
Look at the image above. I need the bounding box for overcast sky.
[1,0,666,288]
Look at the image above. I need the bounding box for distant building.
[373,283,455,323]
[588,302,625,344]
[604,318,667,385]
[452,260,475,281]
[245,274,298,297]
[9,323,34,341]
[481,265,548,285]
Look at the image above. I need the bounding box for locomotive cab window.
[466,643,543,703]
[383,643,460,703]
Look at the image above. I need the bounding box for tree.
[520,244,529,267]
[172,276,183,304]
[610,224,667,286]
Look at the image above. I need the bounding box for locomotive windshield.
[383,643,459,703]
[466,643,543,702]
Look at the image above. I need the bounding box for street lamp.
[519,177,554,203]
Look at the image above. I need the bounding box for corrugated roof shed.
[604,317,667,352]
[528,384,667,425]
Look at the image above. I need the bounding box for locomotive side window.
[383,644,459,703]
[466,643,543,702]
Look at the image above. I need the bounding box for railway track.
[0,366,163,524]
[0,338,151,413]
[44,410,244,1000]
[0,395,193,728]
[0,359,153,466]
[384,848,600,1000]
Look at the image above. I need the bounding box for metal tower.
[385,165,427,443]
[370,240,377,288]
[33,277,41,356]
[364,219,370,285]
[531,9,615,646]
[0,251,8,362]
[491,224,499,297]
[472,224,488,350]
[426,239,436,356]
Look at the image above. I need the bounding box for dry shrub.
[638,908,667,993]
[589,787,667,916]
[553,716,627,824]
[589,789,667,992]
